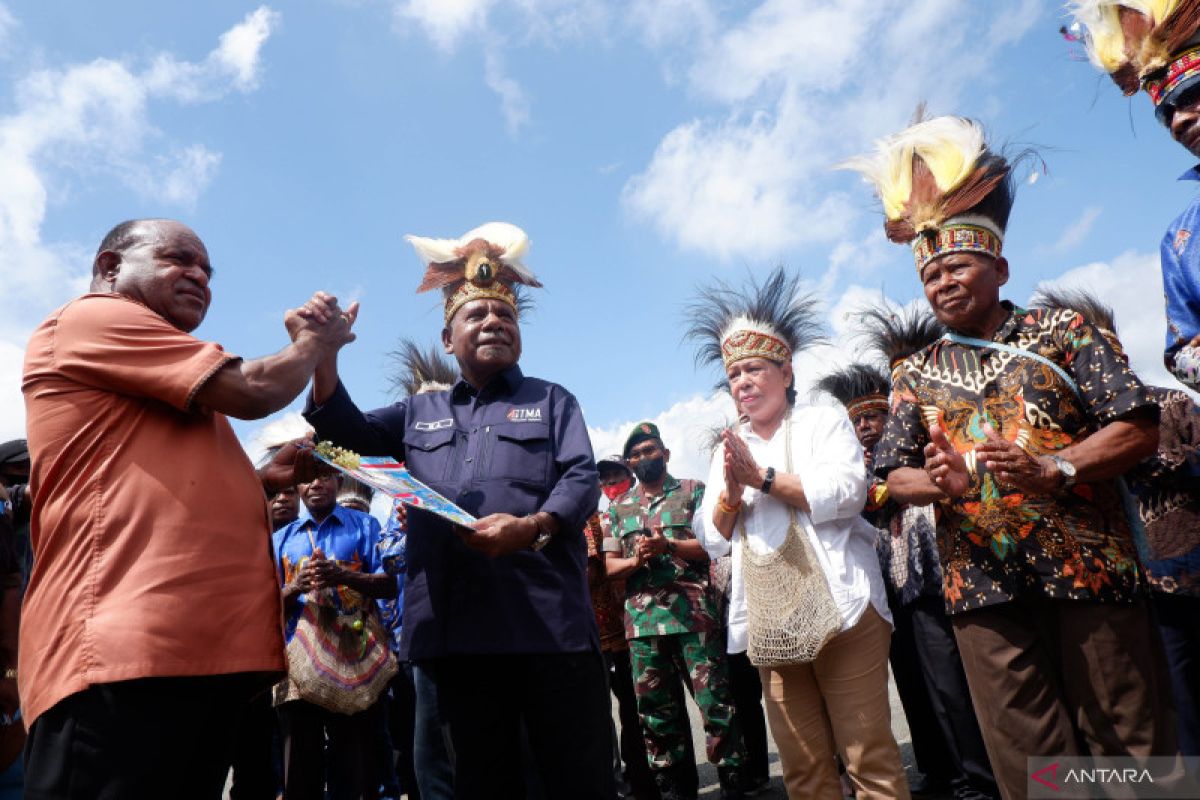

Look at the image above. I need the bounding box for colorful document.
[313,451,477,528]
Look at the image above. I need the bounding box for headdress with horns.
[685,265,824,383]
[405,221,542,324]
[840,116,1014,273]
[1068,1,1200,118]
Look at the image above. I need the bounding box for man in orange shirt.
[20,218,355,799]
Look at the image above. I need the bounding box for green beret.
[623,421,662,457]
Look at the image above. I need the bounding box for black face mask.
[632,456,666,484]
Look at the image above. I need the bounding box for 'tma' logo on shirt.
[507,407,542,422]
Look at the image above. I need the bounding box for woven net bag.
[740,417,843,667]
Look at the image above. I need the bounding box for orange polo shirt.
[19,293,285,726]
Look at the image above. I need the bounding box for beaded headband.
[720,326,792,369]
[443,281,518,324]
[912,223,1004,272]
[846,394,889,420]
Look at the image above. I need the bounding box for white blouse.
[698,404,892,655]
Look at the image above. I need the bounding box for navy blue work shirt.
[304,365,601,660]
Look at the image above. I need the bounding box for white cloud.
[1040,206,1101,255]
[1031,251,1191,393]
[622,0,1045,260]
[393,0,495,51]
[145,6,281,102]
[589,392,735,485]
[484,49,531,135]
[0,8,280,441]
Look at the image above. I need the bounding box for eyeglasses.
[1156,81,1200,127]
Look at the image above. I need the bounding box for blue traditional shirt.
[272,504,384,642]
[1161,167,1200,388]
[304,365,601,660]
[377,506,408,654]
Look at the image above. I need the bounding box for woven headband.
[846,395,889,420]
[443,281,517,324]
[720,328,792,369]
[912,224,1003,272]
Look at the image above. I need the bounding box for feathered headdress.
[840,116,1013,272]
[814,364,890,420]
[857,304,945,371]
[388,339,459,397]
[1030,285,1128,361]
[405,222,542,324]
[685,266,824,374]
[1068,0,1200,110]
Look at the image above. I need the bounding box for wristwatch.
[1046,455,1077,491]
[529,514,553,551]
[760,466,776,495]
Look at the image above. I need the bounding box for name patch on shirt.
[1174,228,1191,256]
[414,418,452,431]
[507,407,543,422]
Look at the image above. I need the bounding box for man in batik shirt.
[848,115,1176,798]
[604,423,745,800]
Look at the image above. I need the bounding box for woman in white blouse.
[688,267,908,800]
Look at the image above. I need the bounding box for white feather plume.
[404,221,535,283]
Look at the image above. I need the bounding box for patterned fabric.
[585,511,629,652]
[864,473,943,608]
[377,505,408,653]
[1146,46,1200,105]
[874,303,1158,614]
[1162,169,1200,390]
[605,475,717,640]
[1126,387,1200,597]
[912,225,1003,272]
[628,631,744,770]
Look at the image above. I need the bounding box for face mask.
[632,456,666,484]
[602,477,632,501]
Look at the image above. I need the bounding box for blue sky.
[1,0,1197,481]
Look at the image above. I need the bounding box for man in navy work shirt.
[300,222,609,799]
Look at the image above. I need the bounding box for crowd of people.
[4,4,1200,800]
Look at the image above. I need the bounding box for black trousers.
[24,672,269,800]
[437,650,614,800]
[890,598,955,783]
[277,698,380,800]
[908,595,997,796]
[1151,591,1200,756]
[229,688,279,800]
[727,651,770,784]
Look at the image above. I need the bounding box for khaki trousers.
[951,595,1179,800]
[760,606,910,800]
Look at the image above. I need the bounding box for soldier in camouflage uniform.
[603,422,745,800]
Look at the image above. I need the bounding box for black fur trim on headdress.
[1030,285,1117,333]
[858,304,945,368]
[684,265,825,370]
[813,364,890,406]
[387,340,459,398]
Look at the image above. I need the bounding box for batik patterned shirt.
[585,511,628,652]
[605,475,717,639]
[1126,387,1200,597]
[874,303,1158,613]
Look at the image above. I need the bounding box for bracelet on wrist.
[717,493,742,514]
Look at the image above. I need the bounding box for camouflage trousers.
[628,630,744,770]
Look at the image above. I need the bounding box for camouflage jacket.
[605,475,716,639]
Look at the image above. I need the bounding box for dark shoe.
[654,769,685,800]
[909,773,951,798]
[718,766,746,800]
[743,774,770,795]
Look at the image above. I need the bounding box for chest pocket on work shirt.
[484,421,551,487]
[406,427,457,483]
